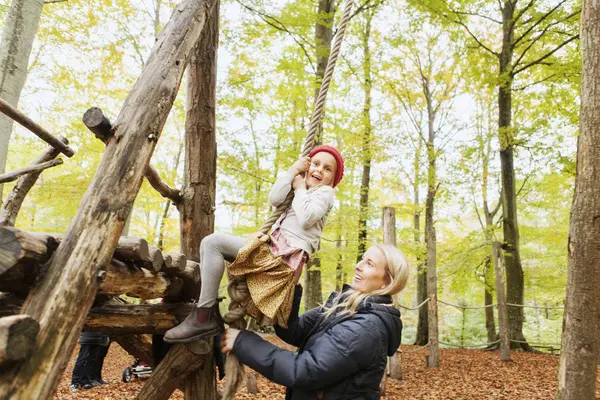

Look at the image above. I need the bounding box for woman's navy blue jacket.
[232,285,402,399]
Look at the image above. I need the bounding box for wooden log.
[246,372,259,394]
[0,227,58,276]
[173,253,187,271]
[0,257,188,300]
[0,315,39,367]
[147,245,164,272]
[163,254,173,269]
[113,236,150,262]
[389,352,403,380]
[85,303,193,334]
[0,159,63,184]
[99,259,183,300]
[171,261,200,302]
[82,107,114,143]
[135,342,212,400]
[112,334,155,367]
[0,98,74,158]
[83,107,182,204]
[0,139,68,227]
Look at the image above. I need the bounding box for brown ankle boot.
[164,303,224,344]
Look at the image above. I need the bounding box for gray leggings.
[197,233,247,308]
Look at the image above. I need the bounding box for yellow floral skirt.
[228,234,296,328]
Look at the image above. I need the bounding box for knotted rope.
[221,1,354,398]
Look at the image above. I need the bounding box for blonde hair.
[323,244,409,319]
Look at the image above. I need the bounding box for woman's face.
[351,246,390,293]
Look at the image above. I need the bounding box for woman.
[221,244,409,399]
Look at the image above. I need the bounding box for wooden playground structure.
[0,0,222,398]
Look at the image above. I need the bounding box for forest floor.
[55,335,600,400]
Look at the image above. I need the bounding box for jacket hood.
[334,285,403,356]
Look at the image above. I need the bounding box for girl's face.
[352,246,390,294]
[306,152,337,188]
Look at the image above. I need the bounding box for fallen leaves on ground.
[55,335,600,399]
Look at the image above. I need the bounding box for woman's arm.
[291,186,334,229]
[232,318,380,390]
[274,285,322,347]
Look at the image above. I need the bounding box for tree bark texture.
[557,4,600,399]
[0,0,44,199]
[0,1,217,397]
[499,1,529,351]
[356,11,373,262]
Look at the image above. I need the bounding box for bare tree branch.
[236,0,316,72]
[513,34,579,75]
[514,73,558,91]
[511,0,537,30]
[512,0,568,48]
[454,9,502,24]
[44,0,67,4]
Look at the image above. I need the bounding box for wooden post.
[382,207,403,380]
[0,97,74,158]
[0,315,39,367]
[493,243,510,361]
[0,1,217,397]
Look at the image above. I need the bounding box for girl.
[164,145,344,343]
[221,244,409,400]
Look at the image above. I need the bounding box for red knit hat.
[309,145,345,188]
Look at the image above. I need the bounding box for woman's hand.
[288,157,310,176]
[292,174,306,191]
[220,328,241,353]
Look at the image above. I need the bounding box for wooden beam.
[83,107,182,204]
[0,159,63,184]
[0,315,39,367]
[0,139,68,227]
[85,303,193,334]
[100,259,183,299]
[0,98,74,158]
[0,0,217,393]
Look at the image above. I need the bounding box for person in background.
[70,332,111,392]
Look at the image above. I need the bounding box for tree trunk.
[142,3,218,399]
[356,10,373,262]
[0,0,44,200]
[424,67,439,369]
[0,1,216,397]
[557,4,600,399]
[499,1,530,352]
[414,139,427,346]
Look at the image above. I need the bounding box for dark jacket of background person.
[232,285,402,400]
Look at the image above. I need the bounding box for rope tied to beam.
[221,1,355,398]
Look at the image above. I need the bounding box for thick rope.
[221,2,355,399]
[258,0,355,235]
